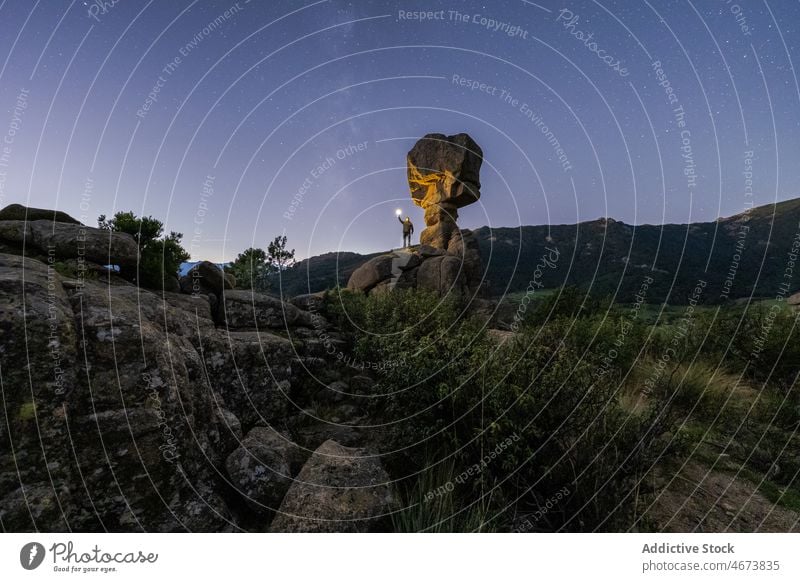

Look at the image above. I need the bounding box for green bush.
[98,211,189,289]
[328,289,672,531]
[523,286,613,326]
[226,247,270,291]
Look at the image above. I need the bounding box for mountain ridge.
[274,197,800,303]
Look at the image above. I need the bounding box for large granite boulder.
[270,439,397,532]
[0,203,81,224]
[415,255,463,295]
[346,254,395,293]
[225,427,308,515]
[0,254,79,531]
[179,260,233,297]
[0,207,411,533]
[0,257,233,531]
[201,330,295,428]
[346,241,484,298]
[407,133,483,250]
[0,219,138,266]
[447,228,483,285]
[218,289,316,329]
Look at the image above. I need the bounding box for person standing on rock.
[399,215,414,248]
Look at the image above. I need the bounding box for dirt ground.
[641,461,800,532]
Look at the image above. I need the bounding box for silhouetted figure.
[399,216,414,248]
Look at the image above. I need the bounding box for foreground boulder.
[0,240,335,531]
[270,439,397,532]
[346,229,484,297]
[0,255,232,531]
[225,427,308,515]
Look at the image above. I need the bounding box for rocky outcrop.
[0,253,232,531]
[0,219,138,266]
[347,229,485,297]
[218,289,316,329]
[407,133,482,250]
[0,206,410,533]
[347,133,486,298]
[0,203,81,224]
[270,439,397,533]
[346,254,395,293]
[290,291,327,312]
[0,238,343,531]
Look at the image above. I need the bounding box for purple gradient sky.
[1,0,799,261]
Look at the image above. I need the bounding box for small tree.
[267,235,295,272]
[98,211,189,288]
[228,236,295,293]
[226,247,270,291]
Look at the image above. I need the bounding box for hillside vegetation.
[318,286,800,531]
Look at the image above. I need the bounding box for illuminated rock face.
[407,133,483,250]
[347,133,486,298]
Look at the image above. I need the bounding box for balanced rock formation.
[408,133,482,250]
[347,133,486,297]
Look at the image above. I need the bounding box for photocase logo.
[20,542,45,570]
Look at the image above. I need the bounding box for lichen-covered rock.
[290,291,326,312]
[202,330,295,428]
[0,253,78,531]
[0,247,330,532]
[211,408,243,458]
[0,219,138,266]
[225,427,307,515]
[0,198,370,532]
[218,289,315,329]
[270,439,397,532]
[0,256,235,531]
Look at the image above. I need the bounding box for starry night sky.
[1,0,799,261]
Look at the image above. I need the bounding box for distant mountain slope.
[271,198,800,304]
[475,197,800,303]
[270,251,382,297]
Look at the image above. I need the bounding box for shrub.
[328,289,672,531]
[226,247,270,291]
[524,286,613,326]
[98,211,189,288]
